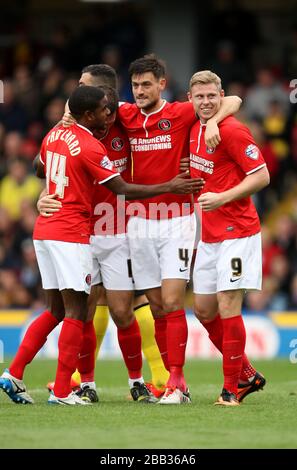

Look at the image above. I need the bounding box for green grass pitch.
[0,358,296,449]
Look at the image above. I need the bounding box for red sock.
[77,320,96,383]
[10,310,59,380]
[154,316,169,370]
[222,316,246,394]
[54,318,83,398]
[117,318,142,379]
[201,314,256,382]
[240,358,257,381]
[166,309,188,392]
[201,315,223,351]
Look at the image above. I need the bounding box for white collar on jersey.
[140,99,167,117]
[76,123,93,136]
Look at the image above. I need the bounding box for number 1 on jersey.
[46,150,69,198]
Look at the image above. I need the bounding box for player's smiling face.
[131,72,166,113]
[189,83,224,123]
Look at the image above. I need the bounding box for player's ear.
[220,89,225,98]
[187,91,192,102]
[85,110,94,121]
[159,78,166,91]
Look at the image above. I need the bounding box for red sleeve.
[117,102,135,128]
[222,123,266,175]
[84,145,119,184]
[177,101,197,127]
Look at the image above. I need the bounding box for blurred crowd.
[0,23,297,313]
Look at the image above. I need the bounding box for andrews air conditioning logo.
[158,119,171,131]
[111,137,124,151]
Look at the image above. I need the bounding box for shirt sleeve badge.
[245,144,259,160]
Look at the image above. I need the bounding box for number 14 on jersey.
[46,150,69,198]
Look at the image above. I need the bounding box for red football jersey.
[91,121,131,236]
[189,116,266,242]
[118,100,197,219]
[33,123,119,244]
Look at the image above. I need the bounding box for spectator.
[0,157,42,220]
[244,68,289,121]
[0,80,28,132]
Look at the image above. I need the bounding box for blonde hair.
[189,70,222,91]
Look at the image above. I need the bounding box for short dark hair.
[81,64,118,89]
[128,54,166,80]
[98,85,119,114]
[68,86,105,118]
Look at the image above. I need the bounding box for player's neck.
[141,98,165,115]
[77,119,93,133]
[99,128,109,140]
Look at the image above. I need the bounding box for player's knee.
[162,297,183,313]
[194,305,212,322]
[110,307,133,328]
[147,301,163,317]
[218,298,239,318]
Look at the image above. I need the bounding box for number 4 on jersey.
[46,150,69,198]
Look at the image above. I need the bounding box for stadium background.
[0,0,297,362]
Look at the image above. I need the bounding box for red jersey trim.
[141,100,167,138]
[140,100,167,117]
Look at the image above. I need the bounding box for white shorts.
[127,214,196,290]
[33,240,92,294]
[193,232,262,294]
[90,234,134,290]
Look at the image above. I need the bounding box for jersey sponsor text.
[130,135,172,152]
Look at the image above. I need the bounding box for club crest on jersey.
[111,137,124,151]
[85,274,92,286]
[245,144,259,160]
[158,119,171,131]
[100,155,114,170]
[206,147,215,154]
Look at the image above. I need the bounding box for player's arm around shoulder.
[117,101,136,126]
[62,99,77,127]
[205,96,242,148]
